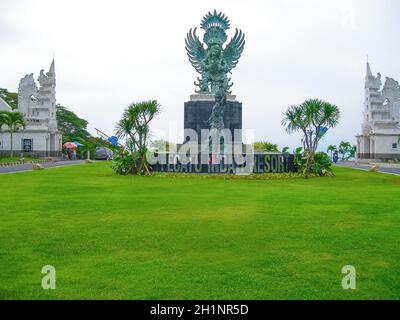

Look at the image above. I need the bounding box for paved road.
[0,160,85,174]
[335,162,400,176]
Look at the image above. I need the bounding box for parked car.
[95,147,113,160]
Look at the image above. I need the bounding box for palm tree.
[115,100,160,174]
[339,141,351,161]
[282,99,340,178]
[0,111,7,130]
[282,146,290,154]
[327,145,337,159]
[2,111,26,158]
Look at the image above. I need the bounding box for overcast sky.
[1,0,399,150]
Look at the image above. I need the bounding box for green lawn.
[0,162,399,299]
[0,156,36,164]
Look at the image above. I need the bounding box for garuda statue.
[185,10,245,94]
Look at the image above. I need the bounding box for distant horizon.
[1,0,399,151]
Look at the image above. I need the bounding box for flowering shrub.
[111,154,136,175]
[294,148,333,177]
[312,152,334,176]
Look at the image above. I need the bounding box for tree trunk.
[10,131,13,158]
[305,151,314,179]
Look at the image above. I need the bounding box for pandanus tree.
[115,100,160,175]
[282,99,340,178]
[1,111,26,157]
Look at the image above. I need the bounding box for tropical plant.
[0,88,18,109]
[282,99,340,178]
[2,111,26,157]
[312,152,334,176]
[253,141,280,153]
[293,147,333,176]
[114,100,161,175]
[327,145,337,158]
[110,152,136,175]
[282,146,290,154]
[349,145,357,158]
[150,139,176,152]
[338,141,352,160]
[0,111,8,130]
[56,104,91,144]
[293,147,306,172]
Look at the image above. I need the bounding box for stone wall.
[184,99,242,144]
[0,131,62,157]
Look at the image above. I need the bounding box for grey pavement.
[335,161,400,176]
[0,160,85,174]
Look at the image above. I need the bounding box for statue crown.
[201,10,230,46]
[200,10,230,31]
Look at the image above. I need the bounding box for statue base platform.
[184,94,242,144]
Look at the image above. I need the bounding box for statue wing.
[185,28,206,74]
[223,28,245,72]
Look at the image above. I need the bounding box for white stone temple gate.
[0,59,62,157]
[356,62,400,160]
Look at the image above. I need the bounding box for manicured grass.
[0,156,36,164]
[0,162,399,299]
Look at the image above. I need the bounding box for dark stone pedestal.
[184,96,242,144]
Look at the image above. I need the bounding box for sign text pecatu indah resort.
[151,153,295,174]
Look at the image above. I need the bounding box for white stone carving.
[0,59,62,157]
[356,62,400,159]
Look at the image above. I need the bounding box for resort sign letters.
[151,153,295,174]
